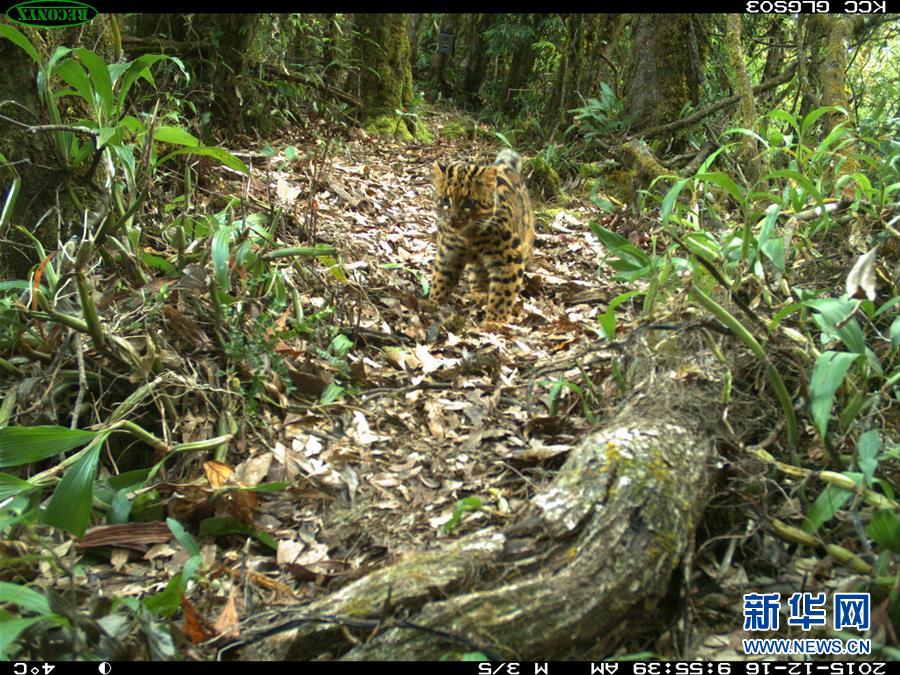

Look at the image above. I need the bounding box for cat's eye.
[438,197,450,207]
[461,198,474,210]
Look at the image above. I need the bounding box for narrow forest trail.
[228,114,629,583]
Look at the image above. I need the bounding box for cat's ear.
[432,161,447,179]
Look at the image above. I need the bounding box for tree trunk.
[432,14,459,98]
[351,14,413,121]
[725,15,761,183]
[0,17,119,278]
[625,14,697,133]
[240,335,723,660]
[499,16,538,116]
[461,14,494,106]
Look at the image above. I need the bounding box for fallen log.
[239,333,724,660]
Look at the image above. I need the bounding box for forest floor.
[167,112,630,609]
[30,113,775,659]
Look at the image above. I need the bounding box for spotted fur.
[430,150,534,324]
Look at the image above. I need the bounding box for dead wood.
[239,333,724,660]
[637,62,798,140]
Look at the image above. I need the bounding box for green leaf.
[97,127,118,149]
[695,172,745,207]
[660,178,689,226]
[43,436,105,536]
[0,426,98,468]
[142,574,183,617]
[55,59,94,107]
[800,105,846,138]
[867,510,900,553]
[809,351,860,439]
[442,496,484,535]
[891,316,900,349]
[598,290,644,340]
[159,146,249,175]
[0,616,48,659]
[115,54,169,112]
[0,473,39,501]
[764,169,822,205]
[0,24,41,67]
[198,516,277,550]
[802,481,856,534]
[857,430,881,486]
[74,48,113,116]
[803,297,866,355]
[211,225,234,291]
[153,125,199,147]
[760,238,785,273]
[167,517,201,557]
[767,109,800,135]
[0,581,51,614]
[319,383,344,405]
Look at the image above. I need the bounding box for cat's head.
[432,161,498,228]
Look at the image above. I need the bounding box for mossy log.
[240,338,723,660]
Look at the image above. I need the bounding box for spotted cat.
[429,149,535,324]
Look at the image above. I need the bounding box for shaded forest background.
[0,13,898,662]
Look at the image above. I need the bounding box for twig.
[70,334,87,430]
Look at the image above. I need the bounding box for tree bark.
[725,15,761,183]
[461,14,494,106]
[239,335,724,660]
[432,14,459,98]
[351,14,414,121]
[624,14,697,133]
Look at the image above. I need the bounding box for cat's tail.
[494,148,522,173]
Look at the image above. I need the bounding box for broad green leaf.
[0,473,38,501]
[97,127,118,149]
[167,517,201,557]
[54,59,94,107]
[0,581,51,614]
[767,109,800,135]
[660,178,689,226]
[809,351,860,439]
[198,516,277,550]
[74,48,113,116]
[802,481,856,534]
[800,105,846,138]
[211,225,234,291]
[598,290,644,340]
[153,126,199,147]
[141,252,175,275]
[764,169,822,205]
[159,146,249,175]
[858,429,881,485]
[0,426,97,468]
[695,172,745,207]
[0,24,40,66]
[0,280,30,292]
[116,54,169,112]
[589,221,630,250]
[319,383,344,405]
[142,574,183,617]
[42,435,105,536]
[0,616,48,659]
[803,297,866,355]
[868,510,900,553]
[760,239,785,273]
[891,316,900,349]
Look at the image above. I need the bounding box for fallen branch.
[239,333,724,660]
[636,62,798,139]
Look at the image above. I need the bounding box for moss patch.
[363,115,433,142]
[364,114,414,141]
